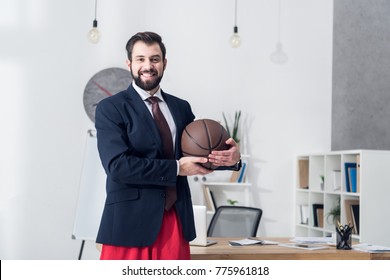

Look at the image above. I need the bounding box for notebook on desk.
[190,205,217,247]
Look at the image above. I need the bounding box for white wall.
[0,0,333,259]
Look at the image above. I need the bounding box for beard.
[131,69,164,91]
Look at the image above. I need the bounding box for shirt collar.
[132,81,164,101]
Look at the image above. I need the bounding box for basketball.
[181,119,230,169]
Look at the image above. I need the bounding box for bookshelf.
[188,155,252,220]
[295,150,390,247]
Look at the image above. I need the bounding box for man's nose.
[143,60,153,69]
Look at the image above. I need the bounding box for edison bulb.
[87,20,100,44]
[230,33,241,48]
[270,42,288,64]
[230,26,241,48]
[88,28,101,43]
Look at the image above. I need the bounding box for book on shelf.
[229,170,240,182]
[356,155,361,193]
[312,204,324,227]
[298,204,309,225]
[203,186,216,212]
[344,162,357,192]
[344,199,359,235]
[317,208,324,228]
[332,170,341,191]
[348,167,357,193]
[209,189,217,212]
[229,161,247,183]
[351,204,360,235]
[298,159,309,189]
[237,162,247,183]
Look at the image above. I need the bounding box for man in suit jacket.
[95,32,241,260]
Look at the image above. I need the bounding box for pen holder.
[336,225,352,250]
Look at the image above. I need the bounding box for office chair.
[207,206,263,237]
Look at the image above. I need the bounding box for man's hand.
[208,138,241,167]
[178,157,213,176]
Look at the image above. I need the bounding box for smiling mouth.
[141,70,157,78]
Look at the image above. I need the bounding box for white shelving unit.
[188,155,252,225]
[295,149,390,247]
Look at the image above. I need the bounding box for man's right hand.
[178,157,213,176]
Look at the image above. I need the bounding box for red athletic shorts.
[100,207,190,260]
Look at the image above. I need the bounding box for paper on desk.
[279,243,329,250]
[229,238,279,246]
[290,236,334,245]
[353,244,390,253]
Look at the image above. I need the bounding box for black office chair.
[207,206,263,237]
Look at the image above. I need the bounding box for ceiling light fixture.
[230,0,241,48]
[270,0,288,64]
[87,0,101,44]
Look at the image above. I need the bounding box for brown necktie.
[147,96,177,210]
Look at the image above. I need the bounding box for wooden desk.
[190,238,390,260]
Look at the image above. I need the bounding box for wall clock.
[83,67,132,123]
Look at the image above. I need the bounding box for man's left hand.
[208,138,240,167]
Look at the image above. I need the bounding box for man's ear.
[125,59,131,70]
[163,58,167,70]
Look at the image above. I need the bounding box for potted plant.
[222,110,241,144]
[326,197,340,226]
[227,199,238,206]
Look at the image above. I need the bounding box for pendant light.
[230,0,241,48]
[270,0,288,64]
[87,0,101,44]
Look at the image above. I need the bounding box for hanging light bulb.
[270,0,288,64]
[270,42,288,64]
[87,0,101,44]
[230,26,241,48]
[230,0,241,48]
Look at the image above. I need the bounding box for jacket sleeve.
[95,96,178,187]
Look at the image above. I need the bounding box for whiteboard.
[72,130,106,241]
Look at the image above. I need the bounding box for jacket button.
[161,193,166,198]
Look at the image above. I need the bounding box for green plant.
[227,199,238,206]
[326,197,340,225]
[222,110,241,143]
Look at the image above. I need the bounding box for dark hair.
[125,31,166,61]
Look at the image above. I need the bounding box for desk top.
[190,237,390,260]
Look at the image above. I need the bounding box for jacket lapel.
[162,91,186,159]
[124,85,165,157]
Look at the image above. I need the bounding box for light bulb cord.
[234,0,238,27]
[94,0,98,21]
[277,0,282,42]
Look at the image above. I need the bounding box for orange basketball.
[181,119,230,169]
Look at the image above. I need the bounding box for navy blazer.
[95,84,196,247]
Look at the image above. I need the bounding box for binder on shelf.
[312,204,324,227]
[230,161,247,183]
[348,167,357,193]
[317,208,324,228]
[356,155,361,193]
[344,199,359,235]
[332,170,341,191]
[237,162,247,183]
[203,186,215,212]
[298,204,309,225]
[209,189,217,211]
[351,204,360,234]
[344,162,357,192]
[229,170,240,182]
[298,159,309,189]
